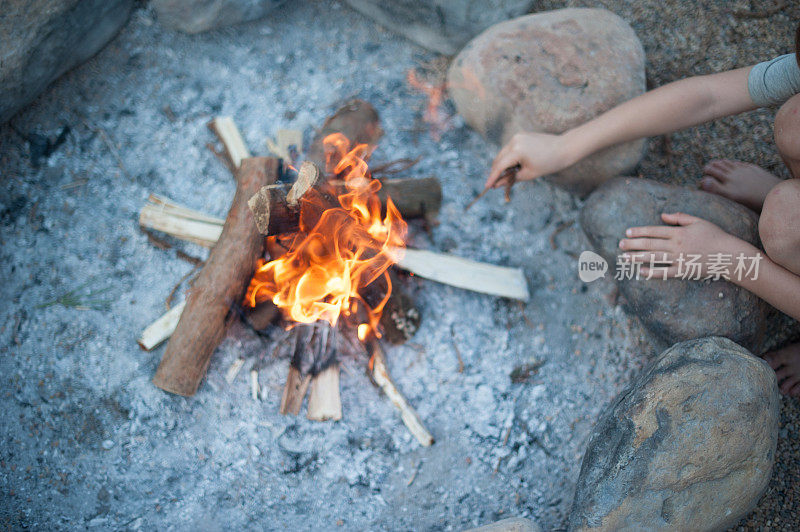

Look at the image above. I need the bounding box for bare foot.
[764,342,800,398]
[700,159,782,212]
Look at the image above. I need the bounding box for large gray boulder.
[447,9,646,195]
[569,337,779,531]
[580,177,766,351]
[152,0,287,34]
[345,0,536,56]
[0,0,134,124]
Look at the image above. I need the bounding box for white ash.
[0,2,652,529]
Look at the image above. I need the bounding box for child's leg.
[760,178,800,397]
[750,94,800,397]
[700,93,800,211]
[759,179,800,276]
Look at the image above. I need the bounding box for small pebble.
[101,440,115,450]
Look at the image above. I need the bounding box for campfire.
[138,100,529,447]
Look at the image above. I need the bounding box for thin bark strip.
[152,157,279,396]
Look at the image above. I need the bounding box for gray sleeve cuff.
[748,53,800,107]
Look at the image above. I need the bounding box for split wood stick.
[368,338,433,447]
[306,364,343,421]
[208,117,251,169]
[280,366,311,415]
[139,202,221,248]
[138,301,185,350]
[280,321,340,417]
[250,369,260,401]
[152,157,280,396]
[225,357,246,384]
[395,248,530,302]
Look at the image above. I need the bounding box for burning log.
[368,337,434,447]
[152,157,280,396]
[248,173,441,235]
[362,269,420,345]
[375,176,440,222]
[306,99,384,168]
[247,160,333,235]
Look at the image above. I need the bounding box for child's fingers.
[487,149,517,189]
[661,212,700,226]
[625,225,675,239]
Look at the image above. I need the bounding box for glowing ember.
[245,133,407,338]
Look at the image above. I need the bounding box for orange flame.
[245,133,407,338]
[407,69,451,141]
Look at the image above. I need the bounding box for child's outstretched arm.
[487,67,757,188]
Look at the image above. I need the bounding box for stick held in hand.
[465,164,520,211]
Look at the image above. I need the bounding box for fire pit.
[139,102,530,447]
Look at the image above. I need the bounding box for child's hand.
[618,212,757,279]
[485,132,572,190]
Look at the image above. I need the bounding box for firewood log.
[247,161,334,235]
[152,157,280,396]
[362,269,420,345]
[248,175,442,236]
[306,99,384,169]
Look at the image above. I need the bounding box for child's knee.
[775,94,800,163]
[759,179,800,273]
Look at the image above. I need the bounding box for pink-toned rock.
[447,8,646,195]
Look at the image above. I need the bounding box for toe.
[764,352,780,370]
[700,176,722,193]
[766,347,791,369]
[790,382,800,399]
[780,374,800,395]
[776,366,792,380]
[702,164,730,181]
